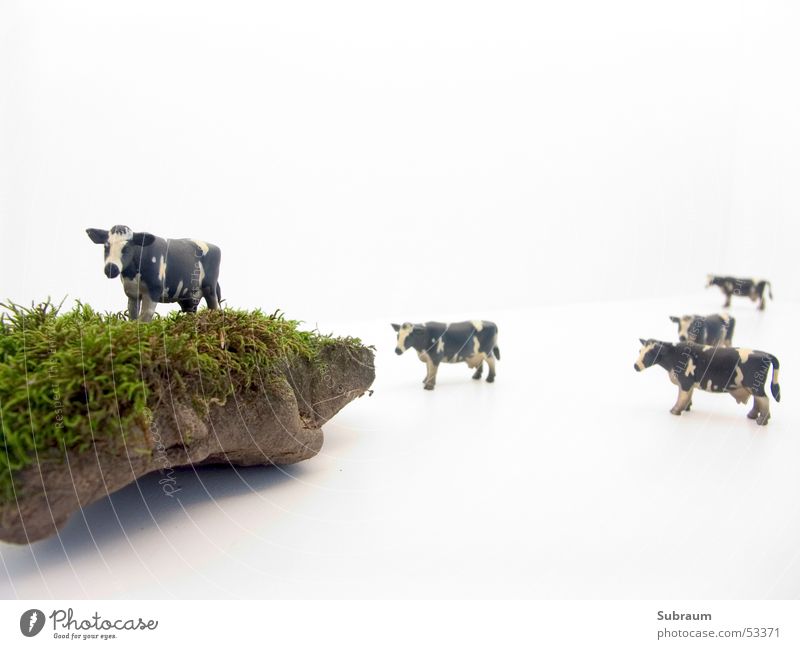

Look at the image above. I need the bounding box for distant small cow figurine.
[669,313,735,347]
[392,320,500,390]
[706,275,772,310]
[634,339,780,425]
[87,225,222,322]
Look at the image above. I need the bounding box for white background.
[1,0,798,321]
[1,0,799,600]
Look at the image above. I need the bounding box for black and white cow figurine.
[669,313,735,347]
[391,320,500,390]
[706,275,772,310]
[634,338,781,425]
[86,225,222,322]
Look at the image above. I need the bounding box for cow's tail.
[492,344,501,361]
[216,282,223,305]
[767,281,773,300]
[769,354,781,402]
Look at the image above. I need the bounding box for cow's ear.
[669,316,679,323]
[639,338,647,346]
[131,232,156,247]
[412,323,424,331]
[86,228,108,244]
[391,323,400,332]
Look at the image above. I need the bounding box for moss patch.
[0,300,364,503]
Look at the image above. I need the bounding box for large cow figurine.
[87,225,222,322]
[669,313,735,347]
[392,320,500,390]
[634,338,780,425]
[706,275,772,310]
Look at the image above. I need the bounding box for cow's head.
[706,274,718,288]
[86,225,156,278]
[669,315,697,342]
[391,322,424,355]
[634,338,664,372]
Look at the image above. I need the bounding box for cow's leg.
[127,297,140,321]
[472,361,483,380]
[203,284,220,310]
[753,396,770,425]
[748,395,770,424]
[670,388,693,415]
[485,355,496,383]
[759,296,766,311]
[723,292,732,307]
[139,293,158,322]
[423,359,439,390]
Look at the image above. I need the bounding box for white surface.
[1,0,799,323]
[1,293,798,599]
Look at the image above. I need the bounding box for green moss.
[0,299,362,503]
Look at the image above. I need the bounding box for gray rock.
[0,343,374,544]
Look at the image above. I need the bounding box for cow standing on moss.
[86,225,222,322]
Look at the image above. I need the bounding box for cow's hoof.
[756,415,770,426]
[685,402,692,412]
[486,376,495,383]
[423,384,435,391]
[472,374,482,380]
[747,410,758,419]
[670,408,682,416]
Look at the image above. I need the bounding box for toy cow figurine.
[634,338,780,425]
[669,313,735,347]
[391,320,500,390]
[706,275,772,310]
[86,225,222,322]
